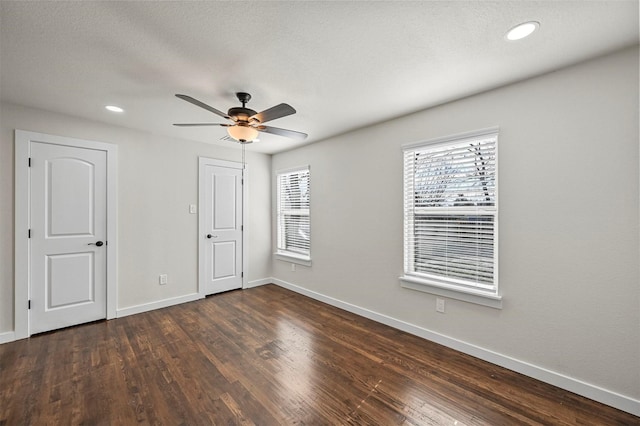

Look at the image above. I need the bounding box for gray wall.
[0,103,272,330]
[271,47,640,400]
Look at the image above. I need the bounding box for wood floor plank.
[1,284,638,425]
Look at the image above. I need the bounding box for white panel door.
[201,162,243,295]
[30,142,107,334]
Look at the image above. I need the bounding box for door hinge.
[28,157,31,167]
[28,229,31,238]
[241,225,243,231]
[241,272,243,278]
[28,300,31,310]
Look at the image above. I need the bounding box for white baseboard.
[116,293,203,318]
[0,330,16,344]
[270,278,640,417]
[245,278,271,289]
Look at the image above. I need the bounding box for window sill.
[399,275,502,309]
[275,252,312,267]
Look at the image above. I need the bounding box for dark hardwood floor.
[1,284,637,425]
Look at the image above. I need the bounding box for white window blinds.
[277,166,310,259]
[403,130,498,294]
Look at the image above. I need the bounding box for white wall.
[0,103,272,331]
[271,47,640,405]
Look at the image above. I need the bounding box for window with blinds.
[277,166,311,261]
[403,129,498,296]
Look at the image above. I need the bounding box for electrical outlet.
[159,274,168,285]
[436,298,445,313]
[291,263,296,272]
[189,204,197,214]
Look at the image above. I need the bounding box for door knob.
[88,241,104,247]
[206,234,213,239]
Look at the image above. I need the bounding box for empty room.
[1,1,638,424]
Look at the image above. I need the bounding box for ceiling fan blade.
[256,125,307,141]
[173,123,230,127]
[175,94,231,120]
[250,103,296,124]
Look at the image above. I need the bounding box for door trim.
[198,157,247,296]
[14,130,118,339]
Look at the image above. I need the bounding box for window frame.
[400,127,502,309]
[275,165,312,266]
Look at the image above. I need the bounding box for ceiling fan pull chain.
[242,142,246,172]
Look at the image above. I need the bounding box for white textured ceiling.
[1,1,638,154]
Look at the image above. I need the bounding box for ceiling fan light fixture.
[227,124,259,142]
[505,21,539,41]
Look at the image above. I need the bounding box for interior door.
[30,141,107,334]
[200,160,243,295]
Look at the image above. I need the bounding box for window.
[276,166,311,265]
[401,128,501,307]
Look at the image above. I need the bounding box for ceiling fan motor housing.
[228,107,257,122]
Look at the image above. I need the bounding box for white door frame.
[14,130,118,339]
[198,157,247,296]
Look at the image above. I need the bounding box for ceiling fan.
[173,92,307,144]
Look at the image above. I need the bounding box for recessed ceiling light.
[506,21,539,41]
[105,105,124,113]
